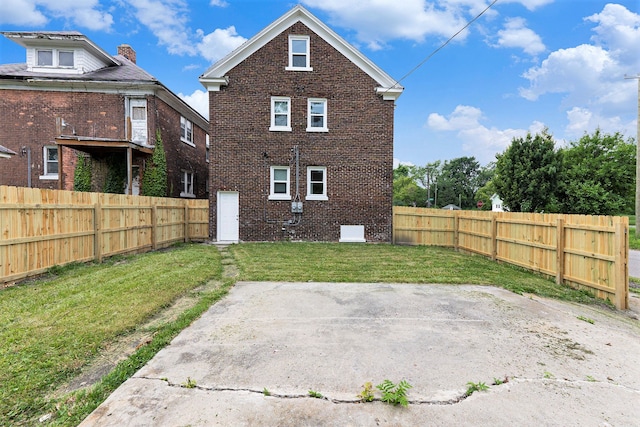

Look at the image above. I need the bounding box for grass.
[0,243,223,426]
[230,243,599,303]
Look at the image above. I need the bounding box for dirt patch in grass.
[52,278,224,398]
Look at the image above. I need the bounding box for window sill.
[306,195,328,201]
[269,126,292,132]
[181,139,196,147]
[39,174,58,180]
[180,192,196,198]
[306,127,328,133]
[285,66,313,72]
[269,194,291,201]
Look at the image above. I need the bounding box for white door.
[217,191,239,242]
[129,99,147,144]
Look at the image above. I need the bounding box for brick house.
[200,5,403,242]
[0,31,208,198]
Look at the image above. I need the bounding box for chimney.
[117,44,136,64]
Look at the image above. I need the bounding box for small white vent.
[339,225,365,243]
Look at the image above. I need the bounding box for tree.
[142,129,168,197]
[436,156,481,209]
[494,130,560,212]
[393,164,427,206]
[557,130,636,215]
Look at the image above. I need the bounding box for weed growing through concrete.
[586,375,596,382]
[377,380,412,407]
[465,381,490,396]
[358,382,375,402]
[182,377,197,388]
[263,388,271,396]
[577,315,595,324]
[543,371,555,379]
[308,390,323,399]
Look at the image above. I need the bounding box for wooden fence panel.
[393,207,629,309]
[0,186,209,284]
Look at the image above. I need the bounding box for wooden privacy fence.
[0,185,209,284]
[393,206,629,309]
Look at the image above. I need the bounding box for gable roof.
[199,5,403,101]
[0,144,17,158]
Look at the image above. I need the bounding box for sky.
[0,0,638,168]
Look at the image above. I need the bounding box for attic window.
[36,49,74,68]
[286,35,312,71]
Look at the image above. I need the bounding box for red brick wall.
[0,89,208,198]
[155,98,209,199]
[0,89,125,189]
[209,22,395,242]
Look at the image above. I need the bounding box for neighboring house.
[490,194,504,212]
[0,144,16,159]
[0,31,209,198]
[442,204,461,211]
[200,5,403,242]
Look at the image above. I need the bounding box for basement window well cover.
[339,225,365,243]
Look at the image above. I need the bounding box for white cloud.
[179,89,209,120]
[518,4,639,139]
[493,17,545,55]
[301,0,475,50]
[498,0,553,11]
[393,158,415,168]
[427,105,543,162]
[0,0,113,30]
[565,107,636,139]
[209,0,228,6]
[126,0,196,55]
[196,26,247,63]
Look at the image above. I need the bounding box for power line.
[392,0,500,87]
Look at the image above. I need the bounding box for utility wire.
[392,0,500,88]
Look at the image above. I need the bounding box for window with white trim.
[270,97,291,131]
[180,116,194,145]
[307,98,328,132]
[206,135,210,163]
[40,146,58,180]
[180,171,195,198]
[37,49,74,68]
[270,166,291,200]
[286,35,312,71]
[307,167,327,200]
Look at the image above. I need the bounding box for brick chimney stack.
[117,44,136,64]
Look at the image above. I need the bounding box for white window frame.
[36,49,74,68]
[180,116,194,146]
[286,35,312,71]
[306,166,327,200]
[206,135,210,163]
[270,166,291,200]
[307,98,328,132]
[180,171,195,198]
[40,145,59,180]
[270,97,291,132]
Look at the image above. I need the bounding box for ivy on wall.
[103,154,127,194]
[142,129,167,197]
[73,154,92,192]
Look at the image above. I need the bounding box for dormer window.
[286,35,312,71]
[36,49,74,68]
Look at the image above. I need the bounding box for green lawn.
[231,242,598,303]
[0,244,223,426]
[1,241,603,426]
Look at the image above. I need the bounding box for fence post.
[453,211,459,251]
[151,205,158,250]
[614,222,629,310]
[556,218,565,285]
[491,214,498,261]
[94,202,103,263]
[184,204,189,243]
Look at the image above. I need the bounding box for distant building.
[0,31,208,198]
[491,194,504,212]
